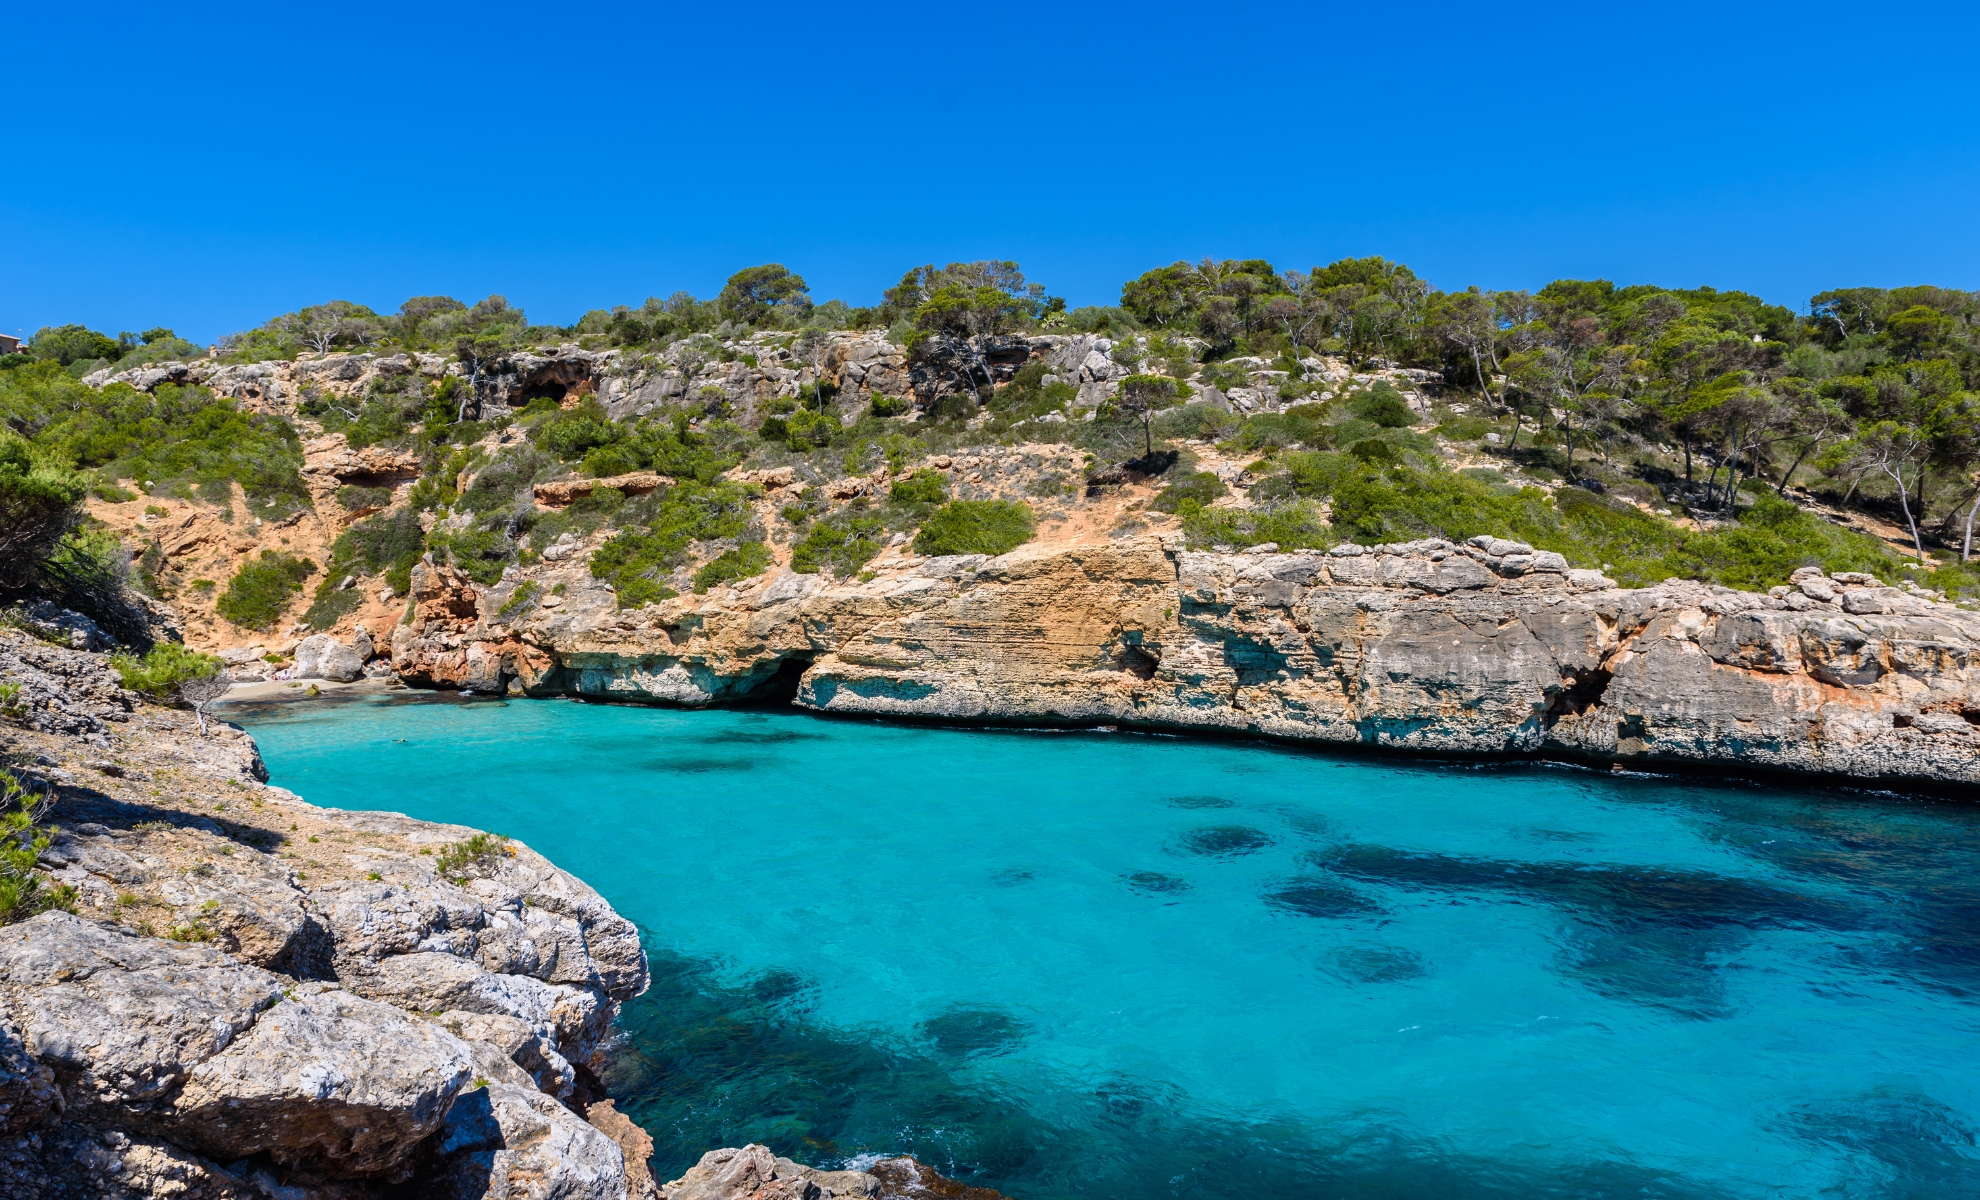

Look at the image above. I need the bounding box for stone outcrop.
[0,629,655,1198]
[292,630,371,681]
[391,535,1980,788]
[661,1145,1009,1200]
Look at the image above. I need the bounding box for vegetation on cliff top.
[10,255,1980,608]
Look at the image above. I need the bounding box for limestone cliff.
[0,627,654,1199]
[391,535,1980,788]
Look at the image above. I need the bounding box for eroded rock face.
[167,985,474,1176]
[393,535,1980,786]
[2,637,659,1199]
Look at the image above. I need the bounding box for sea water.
[227,692,1980,1199]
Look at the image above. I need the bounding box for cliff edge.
[390,533,1980,788]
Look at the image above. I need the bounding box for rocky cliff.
[0,626,1013,1199]
[0,626,656,1199]
[389,534,1980,788]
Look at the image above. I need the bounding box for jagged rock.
[534,472,672,507]
[166,984,474,1176]
[0,912,285,1117]
[437,1010,574,1098]
[293,633,365,682]
[662,1144,879,1200]
[426,1082,625,1200]
[0,1015,57,1134]
[392,535,1980,786]
[6,635,658,1200]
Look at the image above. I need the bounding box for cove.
[226,692,1980,1199]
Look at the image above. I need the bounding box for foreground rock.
[0,626,653,1197]
[391,536,1980,788]
[663,1145,1009,1200]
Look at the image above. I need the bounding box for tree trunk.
[1965,490,1979,562]
[1777,443,1815,496]
[1885,463,1926,561]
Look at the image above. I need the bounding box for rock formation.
[0,626,651,1198]
[391,535,1980,788]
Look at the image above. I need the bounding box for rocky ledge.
[389,534,1980,788]
[0,629,1003,1199]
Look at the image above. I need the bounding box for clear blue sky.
[4,1,1975,344]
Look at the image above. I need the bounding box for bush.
[434,833,514,884]
[913,500,1035,557]
[335,484,394,511]
[889,470,948,505]
[529,398,622,462]
[0,367,308,518]
[1180,499,1333,550]
[1152,471,1228,513]
[791,511,887,578]
[216,551,314,630]
[589,481,757,607]
[302,588,363,630]
[870,393,912,418]
[1349,382,1416,428]
[692,542,772,592]
[110,642,221,697]
[0,432,86,593]
[0,770,75,924]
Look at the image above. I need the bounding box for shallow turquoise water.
[228,693,1980,1198]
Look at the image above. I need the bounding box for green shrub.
[434,833,513,884]
[529,399,621,462]
[0,367,308,518]
[302,588,363,630]
[216,551,314,630]
[110,642,221,697]
[889,470,948,505]
[1180,499,1333,550]
[0,431,86,593]
[870,393,912,418]
[1349,382,1416,428]
[0,770,76,925]
[496,580,541,622]
[1151,471,1227,513]
[791,510,888,577]
[692,542,772,592]
[589,481,756,607]
[335,484,393,511]
[913,500,1035,557]
[581,442,642,477]
[342,508,425,594]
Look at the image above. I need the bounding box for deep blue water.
[226,693,1980,1199]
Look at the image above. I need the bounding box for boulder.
[0,913,283,1116]
[426,1081,625,1200]
[293,634,365,682]
[663,1144,878,1200]
[168,985,474,1176]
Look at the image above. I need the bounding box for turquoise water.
[228,693,1980,1199]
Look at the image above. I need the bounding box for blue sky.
[4,1,1975,344]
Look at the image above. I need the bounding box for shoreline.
[222,680,1980,804]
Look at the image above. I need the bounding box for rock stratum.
[0,629,1003,1199]
[390,534,1980,788]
